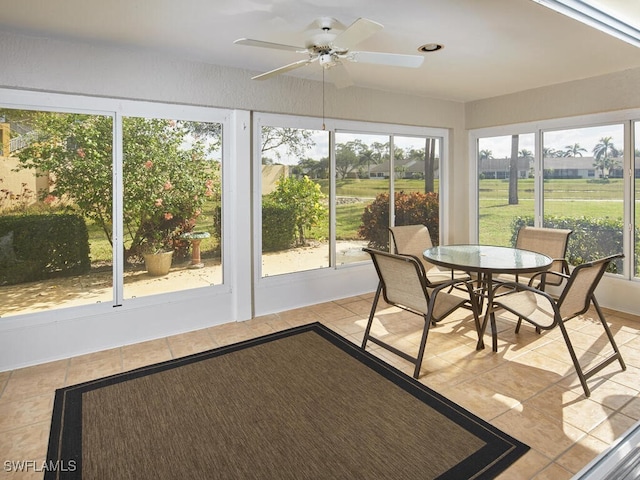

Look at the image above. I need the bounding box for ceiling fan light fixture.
[319,53,337,68]
[418,43,444,53]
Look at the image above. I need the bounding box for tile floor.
[1,293,639,479]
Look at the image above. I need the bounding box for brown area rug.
[46,322,528,479]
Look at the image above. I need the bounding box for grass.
[79,177,634,262]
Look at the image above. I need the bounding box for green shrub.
[359,191,439,250]
[511,216,635,274]
[262,199,297,252]
[0,214,91,285]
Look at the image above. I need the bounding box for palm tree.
[593,136,620,178]
[563,143,587,157]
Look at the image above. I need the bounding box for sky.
[478,124,625,158]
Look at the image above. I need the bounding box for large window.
[122,116,223,298]
[477,133,535,246]
[542,125,624,273]
[334,132,388,266]
[474,118,637,278]
[260,126,330,277]
[0,108,114,317]
[256,115,448,279]
[0,101,226,317]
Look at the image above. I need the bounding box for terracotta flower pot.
[143,251,173,276]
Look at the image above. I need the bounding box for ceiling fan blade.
[327,63,354,89]
[349,51,424,68]
[234,38,305,52]
[251,58,313,80]
[332,18,383,50]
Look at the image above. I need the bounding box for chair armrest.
[527,269,570,287]
[496,280,558,304]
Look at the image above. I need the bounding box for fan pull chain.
[322,68,326,130]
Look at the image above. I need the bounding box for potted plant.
[141,215,179,276]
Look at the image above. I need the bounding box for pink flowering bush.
[17,114,221,261]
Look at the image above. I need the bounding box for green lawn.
[84,177,635,262]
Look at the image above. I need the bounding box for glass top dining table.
[423,245,553,351]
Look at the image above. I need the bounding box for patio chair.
[495,226,572,290]
[362,248,480,379]
[389,224,471,286]
[492,254,626,397]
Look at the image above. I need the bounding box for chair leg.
[592,297,627,372]
[362,283,383,350]
[413,313,432,379]
[515,317,522,333]
[556,320,591,397]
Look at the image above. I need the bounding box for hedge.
[262,199,297,252]
[511,216,638,274]
[0,214,91,285]
[358,191,439,250]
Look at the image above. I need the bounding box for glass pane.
[477,133,535,246]
[0,108,113,317]
[261,126,329,277]
[335,132,387,262]
[122,117,222,297]
[543,124,624,273]
[635,122,640,278]
[393,136,441,246]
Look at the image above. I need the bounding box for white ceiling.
[2,0,640,102]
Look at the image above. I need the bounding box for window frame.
[470,109,640,281]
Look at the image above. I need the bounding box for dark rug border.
[46,322,529,480]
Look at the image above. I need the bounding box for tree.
[424,138,436,193]
[563,143,587,157]
[261,127,315,159]
[508,135,519,205]
[335,142,360,179]
[16,113,218,260]
[592,136,620,178]
[268,175,326,246]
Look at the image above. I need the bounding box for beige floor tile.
[166,329,218,359]
[121,338,172,371]
[0,421,50,463]
[619,395,640,420]
[307,301,358,321]
[531,462,573,480]
[589,412,638,444]
[524,385,614,433]
[68,347,121,366]
[440,377,522,421]
[339,298,375,316]
[1,360,68,402]
[491,407,586,459]
[65,355,123,386]
[494,449,553,480]
[555,434,611,474]
[0,394,53,433]
[206,322,261,346]
[619,344,640,368]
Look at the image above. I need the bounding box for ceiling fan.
[234,17,425,88]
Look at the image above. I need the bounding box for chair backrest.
[364,248,429,314]
[516,226,572,284]
[389,224,433,256]
[557,254,623,319]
